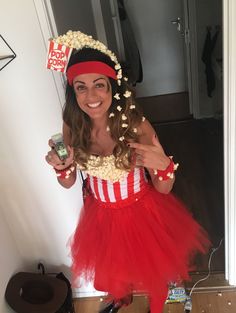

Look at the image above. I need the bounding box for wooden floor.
[137,92,191,124]
[74,273,236,312]
[154,117,224,272]
[138,92,225,271]
[74,287,236,313]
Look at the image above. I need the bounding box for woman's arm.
[128,119,176,194]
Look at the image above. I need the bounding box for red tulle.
[70,185,210,313]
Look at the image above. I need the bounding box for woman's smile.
[87,101,102,108]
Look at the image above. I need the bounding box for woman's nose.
[86,87,97,99]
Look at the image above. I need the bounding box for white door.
[168,0,200,118]
[122,0,187,97]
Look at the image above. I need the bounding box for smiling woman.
[45,30,210,313]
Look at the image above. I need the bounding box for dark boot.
[98,301,121,313]
[99,294,133,313]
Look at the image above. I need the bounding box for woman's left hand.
[128,134,170,171]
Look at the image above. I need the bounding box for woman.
[46,30,210,313]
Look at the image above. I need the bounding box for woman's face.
[73,73,112,121]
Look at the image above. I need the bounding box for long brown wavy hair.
[63,48,143,170]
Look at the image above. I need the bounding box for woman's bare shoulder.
[138,119,157,144]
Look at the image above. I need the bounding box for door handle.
[171,17,182,32]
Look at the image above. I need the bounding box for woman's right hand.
[45,139,74,170]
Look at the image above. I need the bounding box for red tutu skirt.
[70,183,210,312]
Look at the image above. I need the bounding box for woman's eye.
[95,83,105,89]
[76,85,86,92]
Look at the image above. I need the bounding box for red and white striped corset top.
[86,167,149,203]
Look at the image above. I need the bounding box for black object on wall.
[201,26,220,97]
[0,34,17,71]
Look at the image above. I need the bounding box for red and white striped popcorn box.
[46,40,73,73]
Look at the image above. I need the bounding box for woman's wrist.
[54,163,76,179]
[153,156,179,181]
[159,156,172,170]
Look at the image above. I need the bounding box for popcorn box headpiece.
[46,30,123,85]
[46,40,73,73]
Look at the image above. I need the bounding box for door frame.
[223,0,236,286]
[34,0,236,286]
[183,0,200,118]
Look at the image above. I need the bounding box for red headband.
[66,61,117,85]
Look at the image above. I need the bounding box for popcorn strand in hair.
[108,99,145,143]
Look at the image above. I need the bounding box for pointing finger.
[128,142,153,152]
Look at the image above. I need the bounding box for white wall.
[0,213,23,313]
[0,0,86,304]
